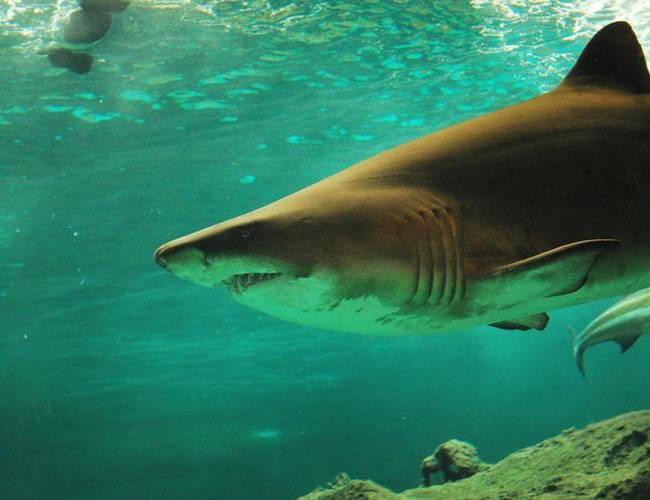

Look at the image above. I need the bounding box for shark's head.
[155,185,434,332]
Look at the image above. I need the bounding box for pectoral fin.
[492,239,620,301]
[490,312,549,331]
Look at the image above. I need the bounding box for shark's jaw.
[156,245,297,292]
[154,243,435,334]
[224,272,284,294]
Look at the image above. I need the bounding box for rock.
[63,9,112,44]
[298,473,399,500]
[300,410,650,499]
[80,0,130,13]
[420,439,490,486]
[44,48,93,74]
[43,0,129,74]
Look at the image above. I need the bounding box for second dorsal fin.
[561,21,650,93]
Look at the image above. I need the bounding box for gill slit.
[419,211,434,303]
[430,209,445,305]
[404,202,464,306]
[440,209,456,304]
[404,214,420,304]
[404,211,435,306]
[407,213,421,304]
[431,203,465,306]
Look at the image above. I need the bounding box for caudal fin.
[574,345,586,378]
[568,325,587,377]
[616,334,642,353]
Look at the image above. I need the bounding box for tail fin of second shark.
[573,332,641,378]
[568,325,587,378]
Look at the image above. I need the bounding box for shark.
[573,288,650,376]
[155,22,650,336]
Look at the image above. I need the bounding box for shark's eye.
[236,222,265,240]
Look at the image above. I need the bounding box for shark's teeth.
[224,272,282,293]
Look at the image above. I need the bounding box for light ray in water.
[250,429,283,440]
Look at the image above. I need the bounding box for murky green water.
[2,1,650,498]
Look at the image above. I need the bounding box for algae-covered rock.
[420,439,490,485]
[298,473,399,500]
[300,410,650,499]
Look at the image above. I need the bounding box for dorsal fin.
[561,21,650,93]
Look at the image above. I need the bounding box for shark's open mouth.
[224,272,282,293]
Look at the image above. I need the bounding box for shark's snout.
[155,226,289,291]
[154,238,216,286]
[154,240,196,269]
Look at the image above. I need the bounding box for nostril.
[154,240,204,271]
[152,240,213,286]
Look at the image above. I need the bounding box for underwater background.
[2,1,650,498]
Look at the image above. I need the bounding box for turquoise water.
[3,1,650,498]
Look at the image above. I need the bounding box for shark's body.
[156,22,650,336]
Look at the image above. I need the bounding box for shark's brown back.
[329,22,650,273]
